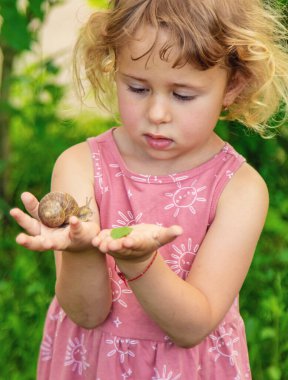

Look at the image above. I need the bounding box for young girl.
[10,0,288,379]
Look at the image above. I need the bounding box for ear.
[223,72,247,107]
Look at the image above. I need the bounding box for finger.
[121,225,182,251]
[156,225,183,245]
[10,208,41,236]
[92,229,113,248]
[68,216,83,238]
[16,233,53,252]
[107,238,128,252]
[21,192,40,219]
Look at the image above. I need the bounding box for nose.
[147,95,172,125]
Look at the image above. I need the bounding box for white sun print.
[168,174,189,182]
[109,268,132,308]
[208,323,240,366]
[112,210,143,227]
[109,163,124,178]
[130,174,163,184]
[92,152,108,194]
[106,337,139,363]
[226,170,234,179]
[164,180,206,217]
[49,309,65,322]
[152,365,181,380]
[40,334,53,361]
[64,334,90,375]
[165,238,199,278]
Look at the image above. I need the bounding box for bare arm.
[52,142,112,328]
[10,141,112,328]
[93,163,269,346]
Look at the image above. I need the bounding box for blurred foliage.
[0,0,288,379]
[0,57,113,379]
[215,120,288,380]
[0,0,62,52]
[88,0,109,8]
[0,0,63,224]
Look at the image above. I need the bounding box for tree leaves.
[0,1,31,51]
[0,0,63,52]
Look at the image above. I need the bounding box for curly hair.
[74,0,288,136]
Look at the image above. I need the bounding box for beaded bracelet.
[116,251,158,286]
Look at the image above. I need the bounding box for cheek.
[192,96,223,124]
[118,102,138,127]
[117,90,140,126]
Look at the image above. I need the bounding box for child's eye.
[173,92,195,101]
[127,86,149,95]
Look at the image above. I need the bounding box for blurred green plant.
[88,0,109,8]
[215,120,288,380]
[0,1,111,378]
[0,57,112,378]
[0,0,64,224]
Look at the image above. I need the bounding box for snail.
[38,192,93,228]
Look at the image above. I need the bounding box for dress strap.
[208,146,246,225]
[87,136,107,207]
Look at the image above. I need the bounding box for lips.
[144,133,173,150]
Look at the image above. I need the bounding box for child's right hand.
[10,192,100,252]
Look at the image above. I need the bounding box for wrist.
[115,251,158,285]
[61,247,106,266]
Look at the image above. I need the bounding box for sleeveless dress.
[37,128,252,380]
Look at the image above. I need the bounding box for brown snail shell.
[38,192,92,228]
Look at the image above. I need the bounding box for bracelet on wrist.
[116,251,158,286]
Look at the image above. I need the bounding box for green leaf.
[0,6,31,51]
[28,0,46,20]
[111,226,133,239]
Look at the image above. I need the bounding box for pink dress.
[37,128,251,379]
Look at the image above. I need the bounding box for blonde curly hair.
[74,0,288,136]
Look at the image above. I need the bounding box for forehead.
[117,25,181,68]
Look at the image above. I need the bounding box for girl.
[10,0,288,379]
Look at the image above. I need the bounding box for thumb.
[21,192,39,219]
[156,225,183,246]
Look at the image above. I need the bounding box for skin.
[10,27,269,346]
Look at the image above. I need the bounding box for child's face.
[115,27,237,170]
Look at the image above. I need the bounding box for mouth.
[144,133,174,150]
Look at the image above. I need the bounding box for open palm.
[10,192,100,252]
[92,223,183,262]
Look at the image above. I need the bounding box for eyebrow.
[118,72,148,83]
[118,72,205,90]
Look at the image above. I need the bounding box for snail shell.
[38,192,91,228]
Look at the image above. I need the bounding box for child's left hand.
[92,224,183,262]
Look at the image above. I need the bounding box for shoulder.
[222,162,269,202]
[217,162,269,221]
[55,141,91,167]
[51,141,94,190]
